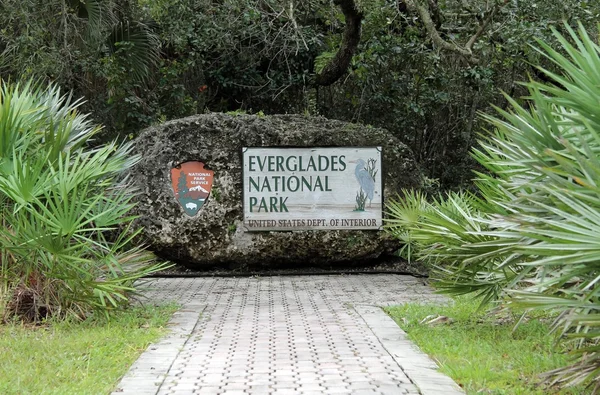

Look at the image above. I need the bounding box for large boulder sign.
[130,113,423,270]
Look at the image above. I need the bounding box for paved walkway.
[114,275,463,395]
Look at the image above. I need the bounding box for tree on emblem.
[177,170,189,197]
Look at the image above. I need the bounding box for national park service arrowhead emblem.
[171,161,214,216]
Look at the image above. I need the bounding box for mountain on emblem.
[171,161,214,216]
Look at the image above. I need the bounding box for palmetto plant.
[385,189,429,264]
[386,23,600,390]
[72,0,161,83]
[0,81,169,321]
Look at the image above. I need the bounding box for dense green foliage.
[1,1,599,187]
[386,25,600,390]
[0,81,168,322]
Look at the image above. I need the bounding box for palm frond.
[108,21,160,82]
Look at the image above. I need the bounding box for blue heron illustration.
[351,159,375,209]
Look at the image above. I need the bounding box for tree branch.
[465,0,509,51]
[315,0,363,86]
[408,0,509,65]
[427,0,443,29]
[410,0,476,62]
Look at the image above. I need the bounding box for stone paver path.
[115,275,463,395]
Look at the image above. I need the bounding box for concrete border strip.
[112,303,205,395]
[354,304,464,395]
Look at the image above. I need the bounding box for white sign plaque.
[243,147,382,231]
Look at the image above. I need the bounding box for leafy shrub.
[386,24,600,390]
[0,81,169,322]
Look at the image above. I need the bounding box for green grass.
[385,297,589,395]
[0,304,178,395]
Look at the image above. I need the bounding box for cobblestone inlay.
[113,275,462,395]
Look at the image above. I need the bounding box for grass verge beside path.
[0,304,178,395]
[385,297,587,395]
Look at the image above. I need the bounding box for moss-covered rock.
[130,113,423,270]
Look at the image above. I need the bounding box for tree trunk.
[315,0,363,86]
